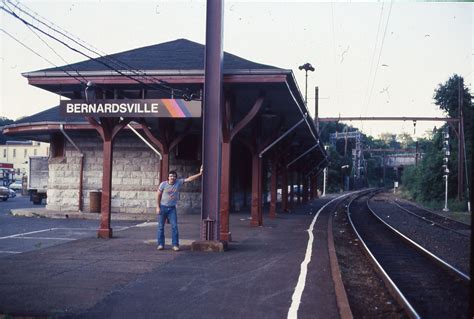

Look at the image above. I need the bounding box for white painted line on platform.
[13,237,76,241]
[288,193,352,319]
[0,228,55,240]
[0,250,21,254]
[135,222,157,227]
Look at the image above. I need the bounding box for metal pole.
[304,70,308,106]
[443,175,449,212]
[315,86,319,132]
[201,0,223,240]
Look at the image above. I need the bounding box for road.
[0,193,138,258]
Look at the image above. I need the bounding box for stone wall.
[46,135,202,214]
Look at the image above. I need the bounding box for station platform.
[0,196,351,318]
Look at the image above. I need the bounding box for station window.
[13,149,16,158]
[175,134,200,161]
[3,149,6,158]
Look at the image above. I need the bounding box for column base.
[191,240,227,252]
[220,232,232,242]
[250,219,262,227]
[97,228,113,238]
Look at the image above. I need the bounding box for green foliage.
[401,74,472,208]
[0,117,15,145]
[433,74,472,183]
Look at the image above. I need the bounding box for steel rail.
[391,201,470,238]
[346,190,421,319]
[318,116,459,123]
[366,197,470,281]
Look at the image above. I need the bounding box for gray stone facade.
[46,135,202,214]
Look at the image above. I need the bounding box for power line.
[3,1,86,83]
[1,1,197,99]
[365,0,393,115]
[361,2,385,123]
[5,0,186,96]
[0,27,86,85]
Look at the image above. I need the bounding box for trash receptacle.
[90,191,101,213]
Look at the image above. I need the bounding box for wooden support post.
[297,170,302,204]
[98,137,113,238]
[303,174,308,204]
[159,152,170,182]
[269,157,277,218]
[86,117,130,239]
[282,161,288,212]
[220,96,264,240]
[220,141,232,241]
[250,153,262,226]
[289,171,295,208]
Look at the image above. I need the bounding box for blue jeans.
[157,205,179,247]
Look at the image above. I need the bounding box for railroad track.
[392,199,471,237]
[347,190,470,319]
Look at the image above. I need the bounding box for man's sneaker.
[157,245,164,250]
[172,246,180,252]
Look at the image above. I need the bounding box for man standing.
[156,166,203,251]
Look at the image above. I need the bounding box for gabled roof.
[32,39,281,74]
[13,105,83,125]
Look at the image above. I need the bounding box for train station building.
[3,39,327,240]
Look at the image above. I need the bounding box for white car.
[0,187,9,201]
[8,188,16,198]
[8,181,22,191]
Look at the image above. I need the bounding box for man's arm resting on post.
[184,165,204,183]
[156,189,163,214]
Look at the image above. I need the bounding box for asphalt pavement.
[0,195,343,319]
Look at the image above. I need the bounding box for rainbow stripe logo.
[162,99,199,118]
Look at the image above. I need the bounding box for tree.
[433,74,472,160]
[0,117,15,145]
[433,74,472,199]
[397,132,415,149]
[377,133,400,148]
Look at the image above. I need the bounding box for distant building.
[0,141,49,182]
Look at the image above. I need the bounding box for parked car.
[8,188,16,198]
[0,187,9,201]
[8,181,23,191]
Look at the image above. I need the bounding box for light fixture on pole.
[298,63,315,106]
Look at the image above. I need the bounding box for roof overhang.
[9,68,327,171]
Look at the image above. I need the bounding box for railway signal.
[442,127,450,212]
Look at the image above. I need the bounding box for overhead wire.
[0,27,86,86]
[365,0,393,117]
[361,2,385,127]
[1,1,197,100]
[4,0,188,97]
[2,1,86,83]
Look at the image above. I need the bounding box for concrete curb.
[328,211,353,319]
[11,208,156,221]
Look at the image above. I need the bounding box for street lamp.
[298,63,315,105]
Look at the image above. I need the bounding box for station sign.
[60,99,201,118]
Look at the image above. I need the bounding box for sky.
[0,0,472,139]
